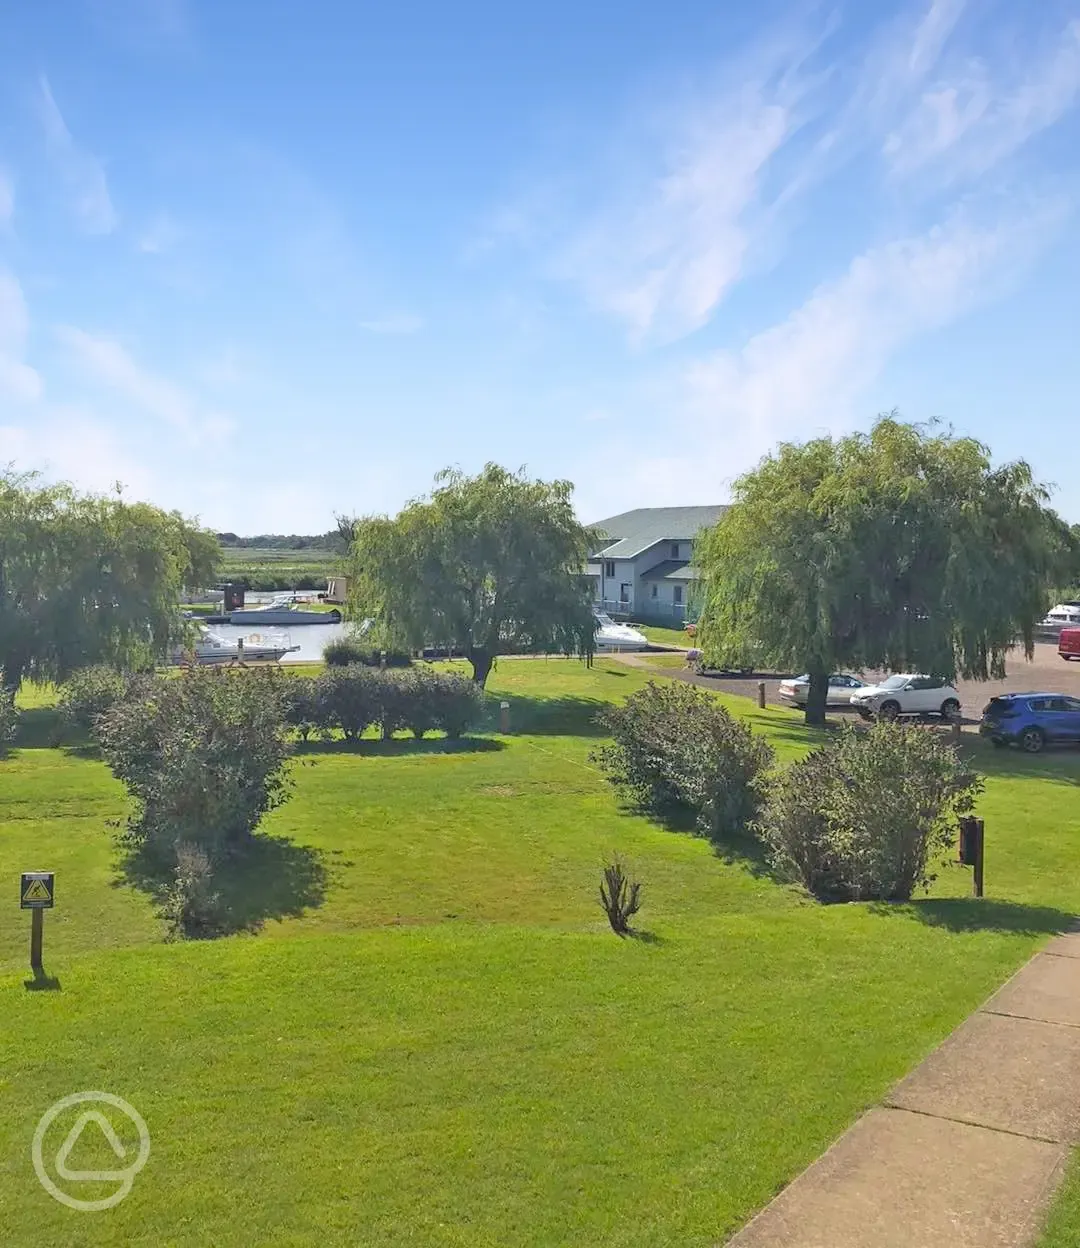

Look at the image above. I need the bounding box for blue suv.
[979,693,1080,753]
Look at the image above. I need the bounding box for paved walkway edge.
[725,932,1080,1248]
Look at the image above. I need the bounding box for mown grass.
[636,623,693,648]
[2,661,1080,1247]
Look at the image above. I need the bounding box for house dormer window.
[670,542,679,558]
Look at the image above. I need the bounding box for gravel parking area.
[626,641,1079,723]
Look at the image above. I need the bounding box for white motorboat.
[171,629,301,666]
[207,593,342,626]
[593,612,649,652]
[1036,604,1080,640]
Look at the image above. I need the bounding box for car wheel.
[941,698,961,719]
[1021,726,1045,754]
[878,700,901,721]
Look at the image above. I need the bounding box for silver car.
[777,673,867,707]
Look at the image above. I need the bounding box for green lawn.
[2,661,1080,1246]
[636,623,693,648]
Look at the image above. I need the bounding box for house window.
[670,542,679,558]
[673,586,683,605]
[604,560,615,578]
[650,584,658,599]
[619,583,630,603]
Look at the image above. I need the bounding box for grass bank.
[2,661,1079,1246]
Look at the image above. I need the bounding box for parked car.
[1059,627,1080,661]
[777,673,867,707]
[849,674,961,721]
[980,693,1080,753]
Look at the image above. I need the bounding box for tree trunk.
[469,647,494,687]
[1,654,25,697]
[804,667,829,727]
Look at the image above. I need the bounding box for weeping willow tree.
[696,417,1076,725]
[0,470,219,691]
[348,464,597,686]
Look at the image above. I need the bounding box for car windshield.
[878,675,909,689]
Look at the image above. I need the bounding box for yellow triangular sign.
[23,879,51,903]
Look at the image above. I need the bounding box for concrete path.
[727,934,1080,1247]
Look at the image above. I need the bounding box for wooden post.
[30,908,43,972]
[499,701,510,734]
[380,650,387,669]
[973,818,985,898]
[757,681,766,709]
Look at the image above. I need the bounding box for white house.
[586,505,726,623]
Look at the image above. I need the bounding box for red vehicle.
[1059,628,1080,661]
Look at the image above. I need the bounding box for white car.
[849,674,961,721]
[777,673,867,707]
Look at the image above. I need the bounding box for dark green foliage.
[59,665,153,735]
[696,416,1075,724]
[280,675,322,742]
[350,464,597,685]
[279,666,483,743]
[0,468,219,691]
[323,637,412,668]
[314,666,377,740]
[599,858,642,935]
[162,842,223,940]
[759,721,983,902]
[0,693,17,757]
[96,666,294,859]
[593,681,774,842]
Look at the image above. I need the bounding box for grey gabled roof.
[589,505,726,559]
[639,560,699,581]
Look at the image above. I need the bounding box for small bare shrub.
[600,858,642,935]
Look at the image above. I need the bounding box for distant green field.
[219,547,338,564]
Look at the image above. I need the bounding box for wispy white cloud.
[56,326,233,444]
[358,313,424,335]
[38,76,118,234]
[0,273,43,402]
[572,202,1067,519]
[137,213,182,254]
[884,19,1080,179]
[0,410,156,498]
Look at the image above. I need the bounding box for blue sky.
[2,0,1079,532]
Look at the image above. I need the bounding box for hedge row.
[283,666,482,741]
[60,662,484,744]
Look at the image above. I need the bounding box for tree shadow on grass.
[487,695,610,738]
[296,735,504,757]
[14,705,67,750]
[957,738,1080,786]
[643,803,779,881]
[118,832,330,935]
[869,896,1075,936]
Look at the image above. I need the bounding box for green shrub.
[162,842,222,940]
[593,681,773,841]
[59,665,150,735]
[280,675,321,742]
[759,721,982,902]
[97,666,293,859]
[0,693,17,757]
[315,666,376,739]
[323,637,411,668]
[428,672,483,739]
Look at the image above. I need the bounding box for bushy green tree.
[0,470,220,691]
[696,417,1074,724]
[348,464,596,685]
[96,666,293,860]
[759,721,982,902]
